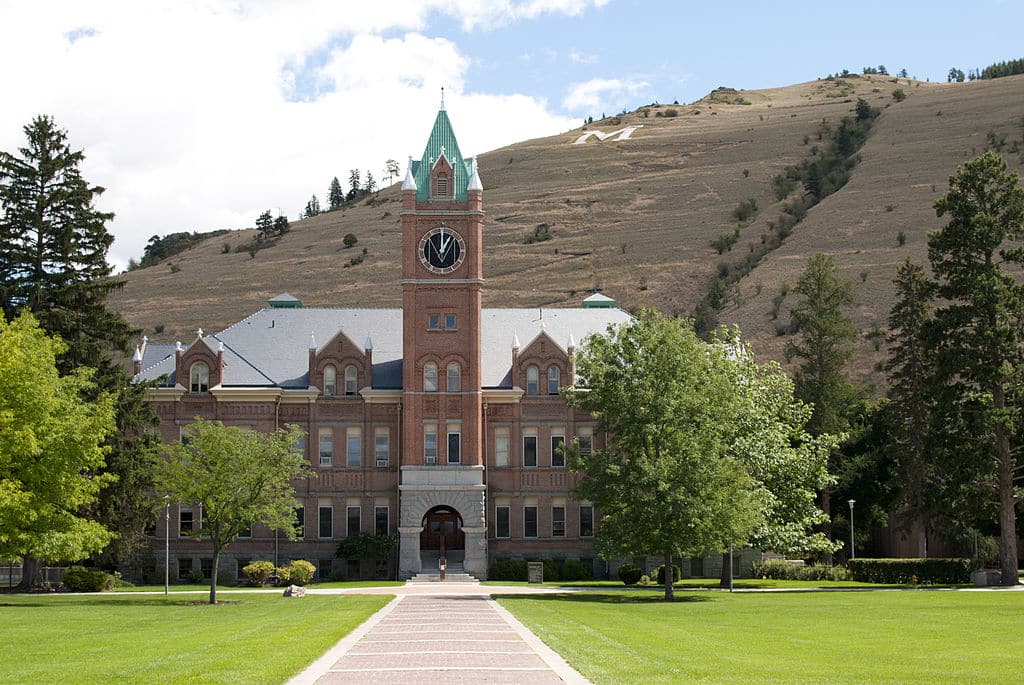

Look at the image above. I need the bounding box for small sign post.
[528,561,544,584]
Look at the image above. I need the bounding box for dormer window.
[190,362,209,394]
[436,174,448,196]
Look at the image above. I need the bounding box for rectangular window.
[494,428,509,467]
[346,427,361,468]
[318,505,333,539]
[445,314,457,330]
[552,506,566,537]
[238,526,251,539]
[447,431,461,464]
[374,428,389,467]
[200,558,213,580]
[347,506,361,537]
[428,314,440,330]
[578,428,593,458]
[496,505,510,538]
[375,506,389,535]
[179,507,192,536]
[523,435,537,468]
[524,506,538,538]
[319,427,333,467]
[293,435,306,457]
[424,427,438,464]
[580,505,594,537]
[177,558,192,580]
[294,507,305,539]
[551,434,565,468]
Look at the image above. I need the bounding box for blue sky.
[0,0,1020,269]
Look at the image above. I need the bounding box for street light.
[164,495,170,595]
[848,499,856,560]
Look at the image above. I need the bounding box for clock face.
[419,226,466,274]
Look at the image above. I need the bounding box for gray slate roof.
[134,306,630,390]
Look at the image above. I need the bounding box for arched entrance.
[420,505,465,555]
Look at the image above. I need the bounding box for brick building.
[134,104,629,581]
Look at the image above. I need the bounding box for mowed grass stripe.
[497,589,1024,684]
[0,593,391,684]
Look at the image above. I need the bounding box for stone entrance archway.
[420,505,465,553]
[398,465,487,579]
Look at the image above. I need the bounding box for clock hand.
[439,235,450,257]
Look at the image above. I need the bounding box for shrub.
[343,233,358,248]
[560,559,592,581]
[897,230,906,246]
[242,560,275,586]
[216,569,234,587]
[655,564,681,585]
[753,559,849,581]
[489,558,528,582]
[618,563,643,585]
[731,198,759,222]
[275,566,291,585]
[662,108,678,117]
[62,566,114,592]
[847,558,972,584]
[287,560,316,586]
[187,569,205,584]
[892,89,906,102]
[638,574,652,586]
[540,560,561,582]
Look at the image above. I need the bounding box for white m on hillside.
[573,125,643,145]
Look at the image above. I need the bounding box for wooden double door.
[421,506,464,553]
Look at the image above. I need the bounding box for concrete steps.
[408,568,479,583]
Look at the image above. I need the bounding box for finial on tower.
[402,156,417,191]
[440,86,445,111]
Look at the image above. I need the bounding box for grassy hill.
[110,73,1024,386]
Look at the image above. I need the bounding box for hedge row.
[847,558,973,584]
[488,558,592,582]
[753,559,850,581]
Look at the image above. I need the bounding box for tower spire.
[440,86,445,111]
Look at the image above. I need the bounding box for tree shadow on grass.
[493,592,713,604]
[0,597,249,608]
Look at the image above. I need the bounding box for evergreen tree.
[1,116,159,577]
[255,210,273,242]
[786,253,857,558]
[273,214,289,236]
[328,177,345,210]
[0,116,134,375]
[927,152,1024,585]
[347,168,361,201]
[304,194,321,218]
[365,170,377,194]
[885,259,935,555]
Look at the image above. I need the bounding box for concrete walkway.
[289,588,590,685]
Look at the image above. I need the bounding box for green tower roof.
[410,107,474,202]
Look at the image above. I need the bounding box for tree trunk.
[994,407,1019,586]
[18,556,42,589]
[663,554,675,602]
[719,552,730,588]
[209,552,219,604]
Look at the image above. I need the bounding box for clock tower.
[397,101,488,578]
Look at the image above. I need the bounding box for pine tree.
[255,210,273,242]
[328,177,344,210]
[885,259,935,555]
[927,152,1024,585]
[0,116,157,579]
[273,214,289,236]
[304,194,321,218]
[347,168,361,201]
[365,170,377,194]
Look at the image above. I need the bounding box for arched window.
[423,362,438,392]
[323,365,337,396]
[190,362,209,393]
[526,366,539,396]
[447,362,461,392]
[344,365,357,395]
[548,366,560,395]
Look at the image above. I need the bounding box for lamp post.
[164,495,170,595]
[848,499,856,560]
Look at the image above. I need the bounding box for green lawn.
[0,592,391,683]
[483,578,897,590]
[116,579,404,592]
[497,588,1024,683]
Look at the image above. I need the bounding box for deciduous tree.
[565,312,834,600]
[0,312,116,586]
[927,152,1024,585]
[155,419,309,603]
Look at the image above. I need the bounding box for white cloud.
[569,50,597,64]
[0,1,584,270]
[562,77,649,114]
